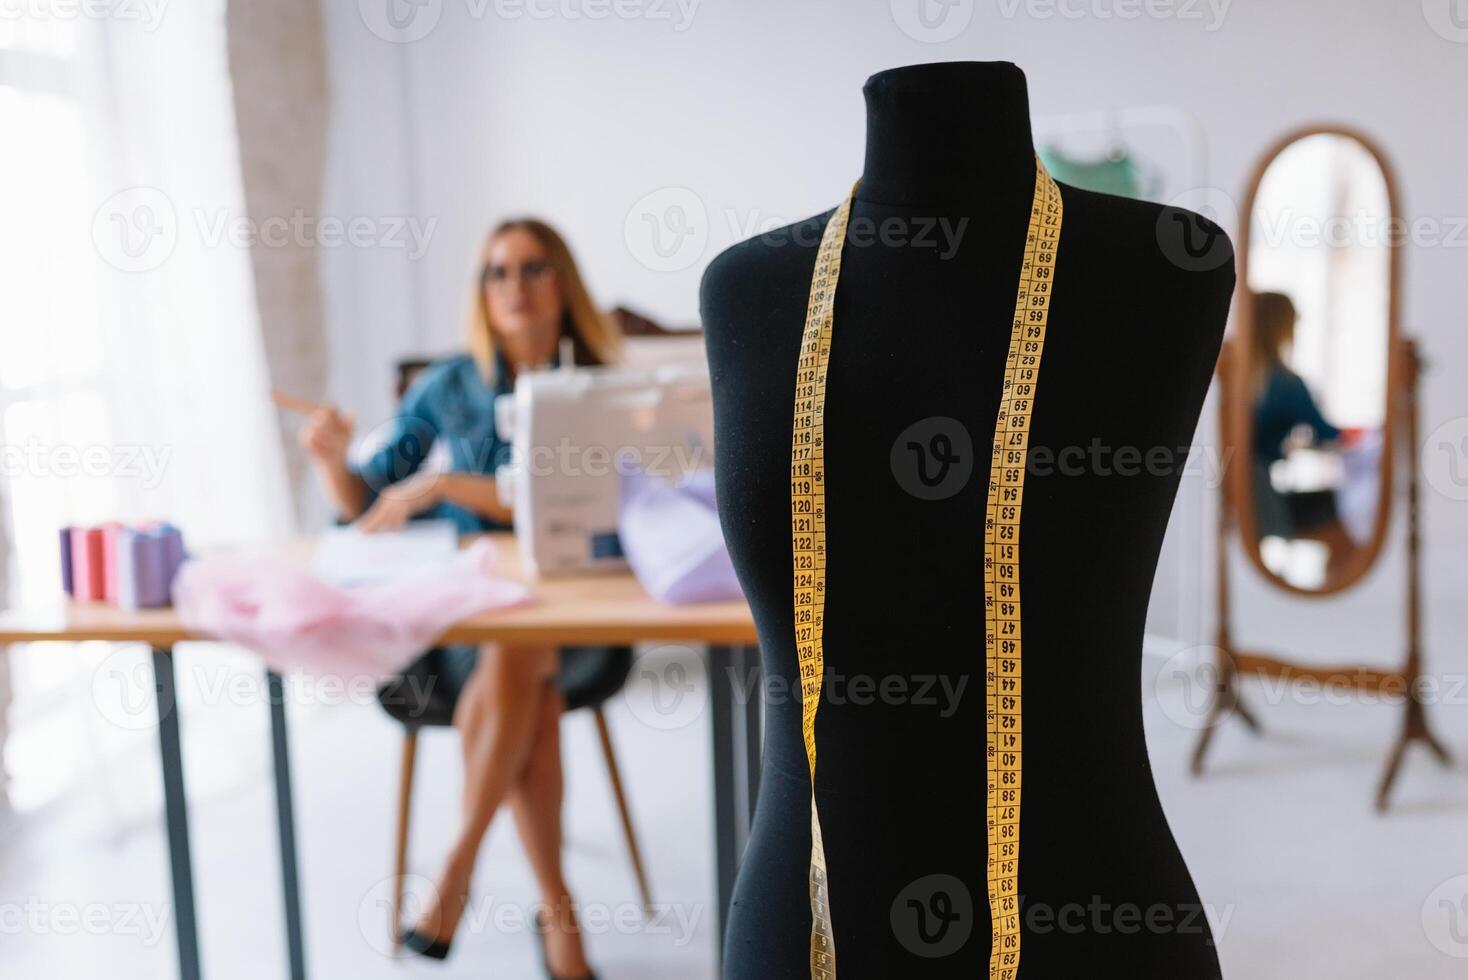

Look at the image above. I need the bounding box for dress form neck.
[857,61,1036,208]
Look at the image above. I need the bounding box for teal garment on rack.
[1038,146,1143,199]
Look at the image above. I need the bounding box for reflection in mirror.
[1245,133,1391,590]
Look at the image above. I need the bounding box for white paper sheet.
[312,520,460,587]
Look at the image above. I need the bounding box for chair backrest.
[395,358,433,400]
[608,305,697,337]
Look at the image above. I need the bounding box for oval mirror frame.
[1227,124,1403,596]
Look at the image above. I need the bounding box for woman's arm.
[340,359,517,533]
[1284,372,1342,445]
[319,457,370,520]
[354,470,511,534]
[349,368,447,531]
[300,405,370,520]
[435,472,514,525]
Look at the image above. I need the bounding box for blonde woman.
[301,219,619,978]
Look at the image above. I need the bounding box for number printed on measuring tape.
[790,180,855,980]
[983,161,1061,980]
[791,161,1061,980]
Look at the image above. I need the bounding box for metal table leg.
[152,646,201,980]
[266,671,307,979]
[708,644,762,963]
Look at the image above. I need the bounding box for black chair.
[377,644,650,944]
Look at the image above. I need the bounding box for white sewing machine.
[495,342,714,577]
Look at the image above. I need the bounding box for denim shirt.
[1253,363,1342,466]
[353,353,516,533]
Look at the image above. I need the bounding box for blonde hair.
[466,218,622,381]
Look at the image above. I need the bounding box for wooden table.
[0,533,762,980]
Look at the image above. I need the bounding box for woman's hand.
[299,405,354,468]
[298,404,369,520]
[355,471,442,534]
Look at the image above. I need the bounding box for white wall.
[319,0,1468,656]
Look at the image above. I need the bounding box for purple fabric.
[617,468,744,605]
[173,537,532,679]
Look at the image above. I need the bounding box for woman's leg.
[509,680,592,977]
[411,642,559,943]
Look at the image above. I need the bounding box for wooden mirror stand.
[1191,338,1450,810]
[1189,125,1450,811]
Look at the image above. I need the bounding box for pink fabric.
[173,538,532,679]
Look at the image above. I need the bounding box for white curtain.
[0,490,9,812]
[0,2,292,814]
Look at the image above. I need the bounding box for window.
[1,12,113,610]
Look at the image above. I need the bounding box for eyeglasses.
[481,259,556,290]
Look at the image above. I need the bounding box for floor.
[1,637,1465,979]
[0,642,721,979]
[1143,648,1468,979]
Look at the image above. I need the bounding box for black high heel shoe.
[534,911,598,980]
[400,886,472,961]
[400,926,453,961]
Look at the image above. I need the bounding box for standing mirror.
[1193,125,1450,810]
[1234,127,1398,593]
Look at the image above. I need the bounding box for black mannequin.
[700,62,1234,978]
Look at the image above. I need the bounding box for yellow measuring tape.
[789,157,1062,979]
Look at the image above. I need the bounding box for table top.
[0,533,757,647]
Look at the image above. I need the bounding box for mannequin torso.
[701,61,1234,978]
